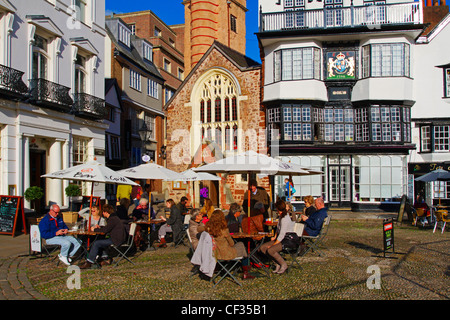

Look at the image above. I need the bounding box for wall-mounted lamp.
[159,145,167,160]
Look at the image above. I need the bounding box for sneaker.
[58,254,70,266]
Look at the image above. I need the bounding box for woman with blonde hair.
[200,198,214,219]
[202,209,253,280]
[303,195,316,218]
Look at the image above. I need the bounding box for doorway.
[328,156,351,207]
[30,149,46,212]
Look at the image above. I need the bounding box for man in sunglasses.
[39,204,81,266]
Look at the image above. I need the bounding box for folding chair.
[110,223,137,266]
[211,257,244,288]
[175,214,191,248]
[300,214,331,257]
[185,224,195,255]
[282,222,305,270]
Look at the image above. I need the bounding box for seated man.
[225,203,243,234]
[38,204,81,266]
[299,197,328,237]
[80,204,127,269]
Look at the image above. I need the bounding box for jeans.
[46,235,81,258]
[87,238,113,263]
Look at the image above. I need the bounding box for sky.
[105,0,261,63]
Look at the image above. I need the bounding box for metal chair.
[110,223,137,266]
[282,222,305,270]
[300,214,332,257]
[433,210,449,234]
[211,256,244,288]
[175,214,191,248]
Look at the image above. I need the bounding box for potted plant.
[24,186,44,211]
[64,184,81,224]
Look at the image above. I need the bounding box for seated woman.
[78,205,106,228]
[259,199,294,275]
[188,208,204,250]
[203,209,253,280]
[302,195,317,218]
[200,198,214,220]
[116,197,131,221]
[225,203,242,234]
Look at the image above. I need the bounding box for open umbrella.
[118,162,185,221]
[117,162,184,181]
[415,169,450,206]
[415,169,450,182]
[42,161,138,230]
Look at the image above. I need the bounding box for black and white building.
[258,0,430,211]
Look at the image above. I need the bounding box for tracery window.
[199,73,239,151]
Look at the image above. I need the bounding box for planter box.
[62,212,78,224]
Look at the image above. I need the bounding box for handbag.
[281,232,300,250]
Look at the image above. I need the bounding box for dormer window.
[118,22,131,47]
[143,42,153,61]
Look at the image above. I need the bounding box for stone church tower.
[183,0,247,74]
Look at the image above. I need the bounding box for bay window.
[362,43,410,78]
[274,47,321,82]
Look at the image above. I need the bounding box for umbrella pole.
[87,182,94,249]
[247,172,251,254]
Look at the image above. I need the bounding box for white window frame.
[143,42,152,61]
[147,79,158,99]
[129,69,141,91]
[118,22,131,47]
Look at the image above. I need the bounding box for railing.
[0,64,28,96]
[73,93,107,119]
[260,2,423,32]
[29,78,73,111]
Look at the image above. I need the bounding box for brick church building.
[164,0,266,208]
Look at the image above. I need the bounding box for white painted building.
[258,0,429,211]
[0,0,107,211]
[410,9,450,206]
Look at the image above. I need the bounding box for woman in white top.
[78,205,106,228]
[259,199,294,274]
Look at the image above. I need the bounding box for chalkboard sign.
[383,218,394,257]
[0,195,26,237]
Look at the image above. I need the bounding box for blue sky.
[105,0,261,63]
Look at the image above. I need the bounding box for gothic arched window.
[198,73,239,152]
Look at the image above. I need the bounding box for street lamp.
[138,121,153,162]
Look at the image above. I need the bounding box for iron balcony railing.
[259,1,423,32]
[73,92,107,119]
[0,64,28,96]
[29,78,73,111]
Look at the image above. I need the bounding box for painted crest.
[327,51,355,80]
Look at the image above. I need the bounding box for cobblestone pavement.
[1,211,448,301]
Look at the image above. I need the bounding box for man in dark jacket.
[80,204,127,269]
[300,197,328,237]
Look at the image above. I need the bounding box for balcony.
[72,93,107,120]
[29,78,73,112]
[0,64,28,98]
[259,2,423,32]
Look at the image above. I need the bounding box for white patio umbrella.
[117,162,184,181]
[117,162,186,220]
[41,161,138,230]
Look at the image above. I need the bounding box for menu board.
[0,196,26,237]
[383,218,394,257]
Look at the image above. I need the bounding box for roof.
[105,19,165,82]
[164,40,261,109]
